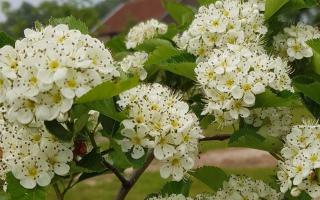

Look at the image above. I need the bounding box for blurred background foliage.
[0,0,125,39]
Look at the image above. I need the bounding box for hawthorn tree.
[0,0,319,200]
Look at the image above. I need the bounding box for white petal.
[17,109,33,124]
[37,172,51,186]
[20,178,37,189]
[131,145,145,159]
[38,69,53,84]
[54,163,70,176]
[61,88,75,99]
[160,164,171,179]
[243,92,255,105]
[154,146,164,160]
[231,86,243,99]
[252,83,265,94]
[172,166,184,181]
[53,68,68,82]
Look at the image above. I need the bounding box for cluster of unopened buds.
[117,83,203,181]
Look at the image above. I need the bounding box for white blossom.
[277,124,320,198]
[117,83,203,181]
[0,24,119,124]
[173,0,267,57]
[117,51,148,80]
[273,22,320,61]
[126,19,168,49]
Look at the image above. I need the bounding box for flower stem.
[53,183,64,200]
[115,150,154,200]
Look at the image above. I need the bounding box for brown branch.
[101,159,130,187]
[200,134,231,142]
[115,150,154,200]
[53,183,64,200]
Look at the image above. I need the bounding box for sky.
[0,0,103,22]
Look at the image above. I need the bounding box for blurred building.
[93,0,197,38]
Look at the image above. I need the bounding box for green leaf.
[78,149,106,172]
[158,62,196,81]
[44,120,73,142]
[189,166,228,191]
[0,191,9,200]
[293,77,320,105]
[98,114,119,137]
[163,0,194,28]
[198,0,217,6]
[254,89,301,108]
[73,112,89,134]
[307,38,320,55]
[160,179,192,196]
[49,16,89,34]
[85,99,127,122]
[109,139,131,169]
[105,34,127,54]
[136,39,172,52]
[280,0,319,13]
[6,173,47,200]
[76,76,139,104]
[200,115,215,129]
[145,43,181,66]
[0,32,14,47]
[265,0,289,20]
[229,126,283,152]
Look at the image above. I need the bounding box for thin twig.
[199,134,231,142]
[101,159,129,186]
[53,183,64,200]
[115,150,154,200]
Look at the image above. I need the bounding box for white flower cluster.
[173,0,267,57]
[209,175,283,200]
[0,24,119,125]
[244,107,293,137]
[148,194,192,200]
[277,125,320,198]
[117,51,148,80]
[117,83,203,181]
[126,19,168,49]
[196,48,292,126]
[273,22,320,61]
[0,120,73,189]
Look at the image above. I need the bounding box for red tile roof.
[95,0,166,36]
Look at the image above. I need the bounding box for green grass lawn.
[47,168,275,200]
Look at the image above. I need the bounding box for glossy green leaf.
[265,0,289,20]
[163,0,194,28]
[254,89,301,108]
[109,139,131,170]
[73,112,89,134]
[6,173,47,200]
[189,166,228,191]
[198,0,218,5]
[293,77,320,105]
[78,149,105,172]
[85,99,127,122]
[76,76,139,104]
[44,120,73,142]
[229,126,283,152]
[160,179,192,196]
[0,32,14,47]
[159,62,196,81]
[145,43,181,66]
[49,16,89,34]
[307,38,320,55]
[105,34,127,54]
